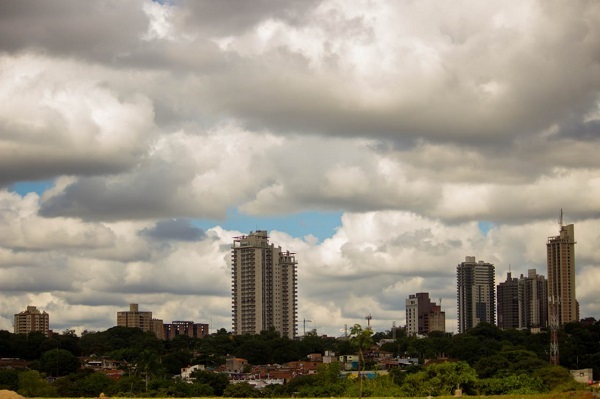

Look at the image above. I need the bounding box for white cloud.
[0,0,599,335]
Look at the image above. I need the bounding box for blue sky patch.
[193,208,343,242]
[9,180,54,196]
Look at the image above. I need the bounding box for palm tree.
[349,324,373,399]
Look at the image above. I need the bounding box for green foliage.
[38,348,80,377]
[223,382,263,397]
[475,354,511,378]
[534,364,582,392]
[190,369,229,395]
[399,361,478,396]
[478,373,545,395]
[53,369,116,397]
[344,374,404,398]
[0,368,20,391]
[18,370,57,397]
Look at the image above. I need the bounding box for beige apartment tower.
[547,222,578,326]
[117,303,152,332]
[231,230,298,338]
[14,306,50,336]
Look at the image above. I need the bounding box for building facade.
[231,230,298,338]
[521,269,548,329]
[547,223,578,326]
[497,272,520,329]
[116,303,152,332]
[14,306,50,336]
[163,321,209,340]
[405,292,445,336]
[457,256,495,333]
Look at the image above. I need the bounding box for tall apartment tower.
[14,306,50,336]
[116,303,152,332]
[231,230,298,338]
[521,269,548,329]
[457,256,495,333]
[406,292,445,336]
[547,220,578,326]
[497,272,520,329]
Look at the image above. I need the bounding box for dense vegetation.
[0,319,597,397]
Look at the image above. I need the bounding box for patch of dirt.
[0,391,24,399]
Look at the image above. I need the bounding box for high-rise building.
[117,303,152,331]
[497,272,520,329]
[457,256,495,333]
[14,306,50,336]
[405,292,445,336]
[521,269,548,329]
[547,221,578,326]
[231,230,298,338]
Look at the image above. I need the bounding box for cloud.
[0,0,599,336]
[140,219,206,242]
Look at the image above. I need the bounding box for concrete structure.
[497,269,549,330]
[14,306,50,336]
[152,319,164,340]
[231,230,298,338]
[181,364,205,381]
[521,269,548,329]
[497,272,520,329]
[116,303,152,332]
[547,222,578,326]
[163,321,209,340]
[406,292,445,336]
[570,368,593,384]
[457,256,495,333]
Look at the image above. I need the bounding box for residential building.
[520,269,548,329]
[457,256,495,333]
[405,292,445,336]
[497,272,520,329]
[116,303,152,332]
[547,222,578,326]
[152,319,164,340]
[14,306,50,336]
[163,321,209,340]
[231,230,298,338]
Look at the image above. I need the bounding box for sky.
[1,0,600,337]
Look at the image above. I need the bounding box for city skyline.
[1,1,599,337]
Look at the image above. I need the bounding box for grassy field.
[86,394,599,399]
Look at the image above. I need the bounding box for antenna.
[558,208,563,230]
[366,314,372,329]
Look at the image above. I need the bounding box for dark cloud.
[178,0,321,36]
[141,219,206,242]
[0,0,147,62]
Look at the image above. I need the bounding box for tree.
[0,369,19,391]
[349,324,373,399]
[18,370,57,397]
[190,369,229,396]
[136,349,163,392]
[223,382,262,397]
[38,348,80,377]
[422,361,478,396]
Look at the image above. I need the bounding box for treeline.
[0,320,598,397]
